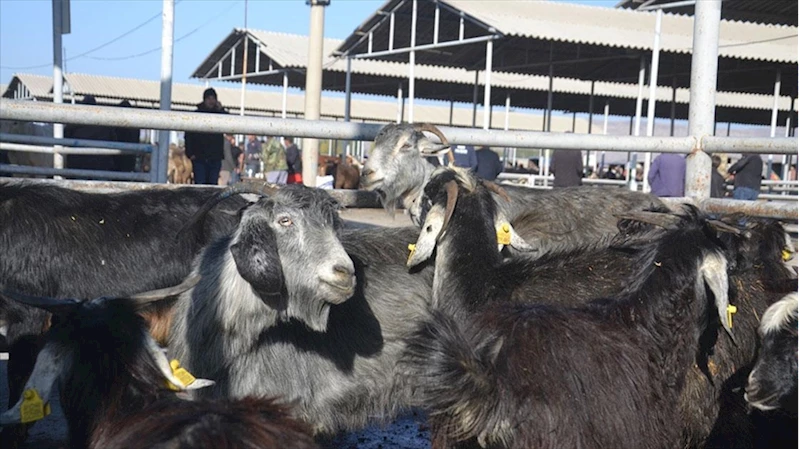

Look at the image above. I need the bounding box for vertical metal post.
[504,93,511,130]
[389,13,395,50]
[255,44,261,72]
[571,112,576,132]
[459,13,464,40]
[449,99,455,125]
[433,3,440,45]
[397,84,403,123]
[281,71,288,119]
[783,97,795,180]
[685,0,721,199]
[643,8,662,193]
[634,55,646,137]
[344,56,352,157]
[587,80,595,167]
[770,71,782,138]
[302,0,326,186]
[472,71,479,127]
[483,39,493,130]
[545,44,554,132]
[368,32,373,53]
[603,101,609,135]
[52,0,65,173]
[408,0,417,123]
[670,76,676,136]
[239,35,249,117]
[156,0,175,184]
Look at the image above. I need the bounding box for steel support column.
[52,0,65,172]
[282,72,288,119]
[643,8,663,193]
[408,0,417,123]
[302,0,326,186]
[482,39,493,130]
[685,0,721,199]
[156,0,175,184]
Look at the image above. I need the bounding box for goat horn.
[482,180,510,203]
[128,275,202,309]
[440,180,459,239]
[176,183,279,240]
[414,123,449,146]
[707,219,744,236]
[613,211,680,229]
[0,289,81,316]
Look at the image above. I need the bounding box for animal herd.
[0,123,796,449]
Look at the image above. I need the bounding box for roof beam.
[350,34,500,60]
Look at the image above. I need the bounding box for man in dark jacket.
[184,88,227,184]
[452,144,478,172]
[550,148,584,187]
[475,146,503,181]
[64,95,117,173]
[727,154,763,200]
[112,100,140,172]
[710,155,727,198]
[283,136,302,184]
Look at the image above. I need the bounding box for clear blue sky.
[0,0,618,87]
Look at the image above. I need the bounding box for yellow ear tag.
[169,359,197,388]
[497,223,511,246]
[20,389,50,424]
[782,249,793,262]
[407,244,417,265]
[726,305,738,329]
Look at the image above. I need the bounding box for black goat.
[745,291,798,413]
[0,277,318,449]
[403,167,737,449]
[0,181,246,446]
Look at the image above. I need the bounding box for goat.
[319,155,361,189]
[0,277,319,449]
[360,122,664,257]
[745,292,798,413]
[0,181,246,446]
[168,144,194,184]
[403,166,738,449]
[168,184,436,435]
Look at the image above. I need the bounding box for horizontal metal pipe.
[2,100,796,155]
[0,142,134,155]
[0,132,153,153]
[0,164,151,182]
[660,197,797,220]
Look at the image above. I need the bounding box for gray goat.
[168,186,434,435]
[360,123,665,256]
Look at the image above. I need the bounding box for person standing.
[727,154,763,200]
[243,135,262,178]
[262,136,289,184]
[647,153,686,197]
[710,155,727,198]
[475,146,503,181]
[284,136,303,184]
[452,145,478,172]
[550,148,584,188]
[184,88,227,185]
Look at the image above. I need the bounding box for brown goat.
[168,145,194,184]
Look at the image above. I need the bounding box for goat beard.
[281,286,333,333]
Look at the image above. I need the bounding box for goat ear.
[0,289,81,316]
[127,275,201,310]
[230,224,285,300]
[0,344,63,425]
[144,335,215,391]
[408,205,446,268]
[494,214,535,253]
[700,252,736,345]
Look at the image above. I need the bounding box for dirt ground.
[0,208,433,449]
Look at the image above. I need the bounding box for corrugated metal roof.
[333,0,797,97]
[0,72,588,132]
[445,0,796,63]
[617,0,797,27]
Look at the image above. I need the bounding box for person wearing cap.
[184,88,228,184]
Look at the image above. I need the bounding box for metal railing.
[0,132,156,182]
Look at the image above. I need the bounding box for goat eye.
[426,225,433,233]
[278,217,292,227]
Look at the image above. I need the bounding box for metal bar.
[603,101,609,135]
[770,71,782,138]
[685,0,721,200]
[0,133,154,152]
[587,81,595,167]
[389,13,395,51]
[351,34,499,59]
[281,72,289,119]
[212,69,285,82]
[450,98,455,126]
[482,39,493,130]
[396,84,403,123]
[4,101,796,155]
[660,197,797,220]
[240,33,249,117]
[459,13,464,40]
[670,76,677,136]
[546,46,553,132]
[344,56,353,156]
[156,0,175,184]
[52,0,65,173]
[472,71,479,127]
[0,142,149,155]
[368,32,373,53]
[303,0,326,186]
[255,43,261,72]
[504,93,511,131]
[0,164,151,182]
[230,42,237,77]
[643,8,663,193]
[634,55,646,137]
[408,0,417,123]
[433,3,439,45]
